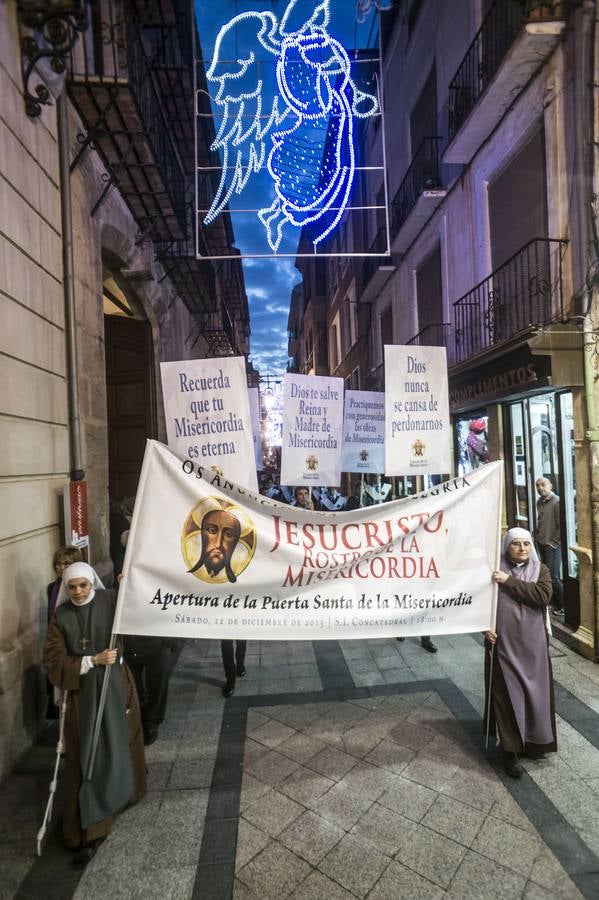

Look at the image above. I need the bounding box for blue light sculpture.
[204,0,379,253]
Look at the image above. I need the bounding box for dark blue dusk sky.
[195,0,381,376]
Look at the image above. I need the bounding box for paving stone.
[489,792,536,833]
[367,859,444,900]
[244,746,301,786]
[277,731,327,764]
[523,880,561,900]
[392,816,467,888]
[352,672,386,687]
[236,841,311,899]
[81,863,198,899]
[242,787,304,838]
[444,849,527,900]
[278,764,335,805]
[528,848,584,898]
[309,781,375,831]
[279,809,344,865]
[439,767,501,814]
[239,773,271,812]
[388,720,437,752]
[235,819,271,871]
[260,703,330,730]
[337,760,400,800]
[250,719,297,749]
[318,832,390,898]
[349,802,410,857]
[378,775,436,822]
[421,794,486,847]
[246,710,270,733]
[167,756,215,790]
[289,870,355,899]
[364,737,416,774]
[305,745,359,781]
[400,750,459,792]
[471,814,542,878]
[233,877,261,899]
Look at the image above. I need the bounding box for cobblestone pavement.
[2,631,599,899]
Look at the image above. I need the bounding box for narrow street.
[3,632,599,900]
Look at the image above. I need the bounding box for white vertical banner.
[280,373,344,486]
[340,390,385,474]
[160,356,258,490]
[384,345,451,476]
[248,387,263,472]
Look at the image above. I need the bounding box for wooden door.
[104,316,157,501]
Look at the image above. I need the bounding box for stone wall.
[0,3,203,777]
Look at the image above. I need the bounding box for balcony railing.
[67,0,186,240]
[453,238,566,364]
[407,323,450,347]
[202,305,236,356]
[448,1,561,140]
[391,137,442,240]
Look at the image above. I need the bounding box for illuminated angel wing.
[203,11,289,226]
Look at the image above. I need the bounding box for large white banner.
[340,391,385,474]
[384,345,451,476]
[114,441,502,642]
[248,387,263,472]
[160,356,258,490]
[280,373,344,487]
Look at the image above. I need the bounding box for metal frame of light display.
[195,0,390,259]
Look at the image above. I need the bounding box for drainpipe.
[580,0,599,655]
[57,90,84,481]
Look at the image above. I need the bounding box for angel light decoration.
[203,0,379,254]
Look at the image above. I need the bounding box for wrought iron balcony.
[155,224,216,316]
[390,137,446,252]
[445,0,566,163]
[67,0,186,242]
[142,0,196,174]
[407,323,450,348]
[201,305,237,357]
[453,238,567,364]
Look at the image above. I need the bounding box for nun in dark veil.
[484,527,557,778]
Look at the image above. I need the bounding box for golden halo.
[182,497,256,584]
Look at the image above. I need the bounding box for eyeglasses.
[510,541,531,548]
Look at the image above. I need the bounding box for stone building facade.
[0,1,249,776]
[293,0,599,660]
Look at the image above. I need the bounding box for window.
[317,323,328,369]
[342,295,359,353]
[410,63,437,157]
[380,306,393,359]
[330,314,341,371]
[488,128,548,270]
[415,245,443,338]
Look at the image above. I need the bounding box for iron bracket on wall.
[17,0,90,118]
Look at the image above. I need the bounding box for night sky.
[195,0,380,377]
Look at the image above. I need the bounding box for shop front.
[448,330,586,638]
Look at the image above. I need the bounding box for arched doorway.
[103,272,157,503]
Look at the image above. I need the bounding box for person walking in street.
[534,477,564,616]
[484,527,557,778]
[43,562,147,865]
[221,639,247,697]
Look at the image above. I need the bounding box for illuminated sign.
[203,0,379,254]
